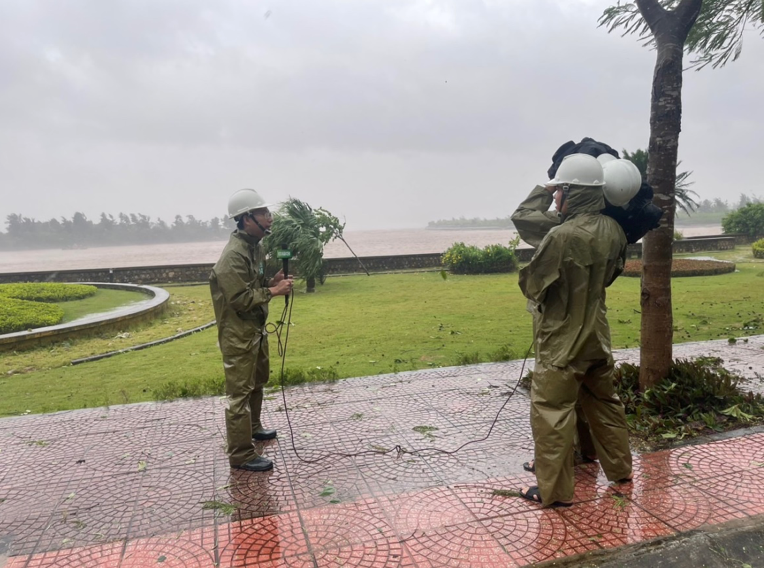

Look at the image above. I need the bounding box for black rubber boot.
[232,456,273,472]
[253,428,277,441]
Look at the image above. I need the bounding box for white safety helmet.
[597,153,617,166]
[602,159,642,207]
[546,153,605,187]
[227,188,274,219]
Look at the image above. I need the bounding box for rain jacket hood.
[518,188,626,368]
[561,184,605,220]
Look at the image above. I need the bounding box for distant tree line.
[427,216,514,230]
[0,212,236,251]
[428,193,762,230]
[676,193,762,224]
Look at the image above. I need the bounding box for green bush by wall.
[753,238,764,259]
[442,238,520,275]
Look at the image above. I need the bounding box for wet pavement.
[1,336,764,567]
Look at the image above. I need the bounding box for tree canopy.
[600,0,764,70]
[265,198,345,290]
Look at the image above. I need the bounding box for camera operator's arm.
[518,229,563,305]
[511,185,560,248]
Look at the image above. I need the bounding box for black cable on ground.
[272,289,534,464]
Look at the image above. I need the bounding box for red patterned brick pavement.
[2,336,764,567]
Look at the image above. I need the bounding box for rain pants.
[210,230,273,467]
[517,185,632,505]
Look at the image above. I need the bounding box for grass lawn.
[0,284,214,376]
[1,247,763,417]
[57,288,148,323]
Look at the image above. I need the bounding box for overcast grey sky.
[1,0,762,230]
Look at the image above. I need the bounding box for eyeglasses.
[250,209,272,220]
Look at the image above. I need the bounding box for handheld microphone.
[277,244,293,306]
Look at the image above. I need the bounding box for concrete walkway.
[1,336,764,567]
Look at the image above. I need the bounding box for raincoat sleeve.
[518,230,563,305]
[216,252,272,313]
[606,245,627,287]
[511,186,560,248]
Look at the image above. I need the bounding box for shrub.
[615,358,764,443]
[722,203,764,239]
[442,237,519,275]
[0,283,97,303]
[0,296,65,334]
[673,230,684,241]
[753,238,764,259]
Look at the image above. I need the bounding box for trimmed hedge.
[622,258,736,277]
[0,283,97,303]
[0,296,64,334]
[753,238,764,259]
[442,239,519,275]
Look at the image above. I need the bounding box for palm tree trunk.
[636,0,702,389]
[307,277,316,293]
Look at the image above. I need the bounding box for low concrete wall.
[0,283,169,352]
[0,235,744,284]
[674,236,736,253]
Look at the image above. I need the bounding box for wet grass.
[0,247,763,416]
[0,284,214,376]
[56,288,148,323]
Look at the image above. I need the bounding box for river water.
[0,225,722,273]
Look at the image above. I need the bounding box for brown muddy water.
[0,226,722,273]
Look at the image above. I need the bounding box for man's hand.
[269,269,289,287]
[269,277,294,297]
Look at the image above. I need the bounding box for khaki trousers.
[530,358,632,505]
[222,334,270,467]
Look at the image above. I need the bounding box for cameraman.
[515,154,633,507]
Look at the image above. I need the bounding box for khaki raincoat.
[510,185,560,249]
[518,185,632,505]
[210,230,273,467]
[512,186,595,461]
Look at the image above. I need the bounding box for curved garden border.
[622,258,736,277]
[0,282,169,352]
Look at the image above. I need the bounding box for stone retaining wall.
[0,283,169,352]
[0,235,744,284]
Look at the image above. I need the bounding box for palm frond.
[599,0,763,70]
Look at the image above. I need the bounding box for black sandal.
[518,486,572,508]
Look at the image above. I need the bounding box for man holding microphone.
[210,188,293,472]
